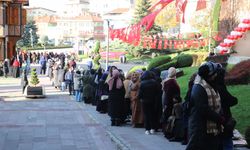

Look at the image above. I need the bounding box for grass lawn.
[176,67,250,134]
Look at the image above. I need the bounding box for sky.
[29,0,67,11]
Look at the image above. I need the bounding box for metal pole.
[106,20,110,70]
[29,28,33,48]
[208,0,212,53]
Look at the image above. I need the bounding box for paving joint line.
[72,96,131,150]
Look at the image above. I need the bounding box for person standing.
[138,71,158,135]
[130,72,144,127]
[73,70,82,102]
[123,73,132,121]
[107,69,125,126]
[39,54,47,75]
[3,59,9,78]
[162,67,181,138]
[12,58,20,78]
[21,69,29,94]
[215,67,238,150]
[186,62,224,150]
[65,67,74,95]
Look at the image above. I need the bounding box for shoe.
[145,130,150,135]
[150,129,155,134]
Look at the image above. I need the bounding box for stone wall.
[234,31,250,56]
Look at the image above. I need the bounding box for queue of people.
[55,60,237,150]
[1,53,238,150]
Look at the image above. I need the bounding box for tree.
[20,20,39,47]
[40,35,49,50]
[93,41,101,69]
[30,68,39,86]
[133,0,162,36]
[155,2,178,31]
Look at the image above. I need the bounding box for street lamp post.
[106,20,110,70]
[29,28,34,48]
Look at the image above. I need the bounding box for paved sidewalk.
[0,76,249,150]
[0,76,116,150]
[79,102,185,150]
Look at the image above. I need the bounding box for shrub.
[30,68,39,86]
[245,126,250,148]
[225,59,250,85]
[156,59,177,71]
[147,55,171,70]
[175,54,193,68]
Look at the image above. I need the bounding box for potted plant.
[25,68,45,98]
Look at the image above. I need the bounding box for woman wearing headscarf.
[130,72,144,127]
[215,67,238,150]
[162,67,181,121]
[107,69,125,126]
[123,73,132,121]
[150,68,163,131]
[138,71,158,135]
[96,71,109,113]
[186,62,225,150]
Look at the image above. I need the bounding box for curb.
[72,96,131,150]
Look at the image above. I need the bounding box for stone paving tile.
[18,143,33,150]
[0,76,117,150]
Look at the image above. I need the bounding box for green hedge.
[156,59,177,71]
[147,55,171,70]
[176,54,193,68]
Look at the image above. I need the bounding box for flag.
[196,0,206,11]
[176,0,188,23]
[149,0,174,12]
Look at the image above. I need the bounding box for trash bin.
[119,55,126,63]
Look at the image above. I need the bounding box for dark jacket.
[186,84,223,150]
[217,84,238,137]
[138,71,158,103]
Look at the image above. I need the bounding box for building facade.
[0,0,28,61]
[26,7,56,21]
[33,15,57,43]
[58,0,90,17]
[56,13,104,43]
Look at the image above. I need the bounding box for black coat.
[217,84,238,137]
[138,79,158,103]
[186,84,222,150]
[108,79,125,120]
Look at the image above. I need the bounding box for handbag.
[101,95,109,101]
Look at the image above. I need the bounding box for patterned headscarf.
[107,69,123,91]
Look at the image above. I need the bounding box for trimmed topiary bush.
[156,59,177,71]
[245,126,250,148]
[30,68,39,86]
[225,59,250,85]
[175,54,193,68]
[147,55,171,70]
